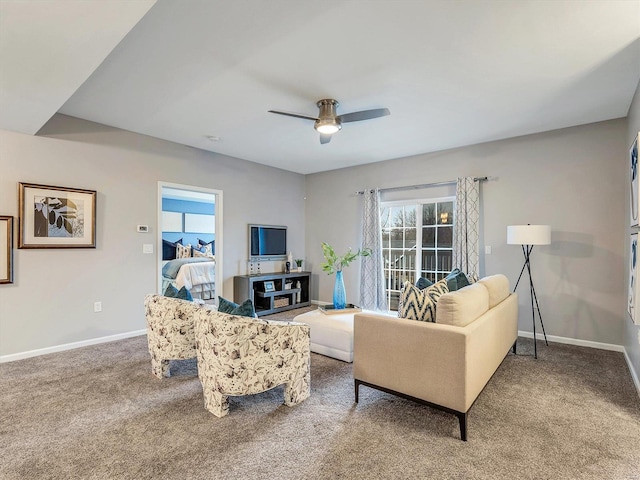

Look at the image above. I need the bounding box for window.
[381,198,455,311]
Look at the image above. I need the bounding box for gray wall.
[0,114,306,357]
[625,80,640,384]
[305,119,627,347]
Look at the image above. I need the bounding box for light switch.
[485,245,492,255]
[143,244,154,254]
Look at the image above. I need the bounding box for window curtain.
[453,177,480,281]
[360,188,387,311]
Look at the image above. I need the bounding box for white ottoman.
[294,309,358,362]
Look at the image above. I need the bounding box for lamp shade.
[507,225,551,245]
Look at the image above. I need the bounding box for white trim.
[0,329,146,363]
[623,348,640,398]
[517,330,624,352]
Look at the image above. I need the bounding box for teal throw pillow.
[416,277,434,290]
[444,269,470,291]
[218,296,238,313]
[164,284,193,301]
[164,284,179,297]
[176,287,193,301]
[229,299,256,318]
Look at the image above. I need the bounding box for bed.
[162,257,216,300]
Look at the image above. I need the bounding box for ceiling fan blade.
[319,133,332,144]
[337,108,390,123]
[268,110,318,121]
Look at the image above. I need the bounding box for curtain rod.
[355,176,488,195]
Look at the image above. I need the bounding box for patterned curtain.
[360,188,387,311]
[453,177,480,281]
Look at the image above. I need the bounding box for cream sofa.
[353,274,518,441]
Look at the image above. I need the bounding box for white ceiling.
[1,0,639,174]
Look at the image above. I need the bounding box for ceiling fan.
[268,99,390,144]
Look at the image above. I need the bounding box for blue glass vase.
[333,270,347,309]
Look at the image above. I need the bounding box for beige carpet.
[1,307,639,479]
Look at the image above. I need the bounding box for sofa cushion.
[435,283,489,327]
[400,279,449,322]
[477,274,510,308]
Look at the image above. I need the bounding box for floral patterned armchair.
[194,308,311,417]
[144,294,203,378]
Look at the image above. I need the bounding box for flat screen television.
[249,224,287,260]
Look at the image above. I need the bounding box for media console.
[233,272,311,316]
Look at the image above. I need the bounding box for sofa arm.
[354,313,469,412]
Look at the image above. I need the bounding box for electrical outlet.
[94,301,102,313]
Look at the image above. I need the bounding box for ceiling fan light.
[316,123,340,134]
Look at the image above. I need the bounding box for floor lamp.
[507,225,551,359]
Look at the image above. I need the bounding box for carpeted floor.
[1,307,639,479]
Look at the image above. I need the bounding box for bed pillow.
[162,238,183,261]
[193,243,213,258]
[198,238,214,250]
[176,243,192,259]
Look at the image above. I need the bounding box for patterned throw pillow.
[176,243,192,259]
[399,279,449,322]
[427,278,449,303]
[397,277,434,317]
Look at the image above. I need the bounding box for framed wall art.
[630,132,639,227]
[629,234,637,322]
[18,183,96,248]
[0,216,13,284]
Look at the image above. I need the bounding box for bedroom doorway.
[157,182,223,301]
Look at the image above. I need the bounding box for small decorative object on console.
[320,242,371,309]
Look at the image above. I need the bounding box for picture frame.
[629,234,637,322]
[630,132,639,227]
[18,182,96,248]
[0,216,13,284]
[264,280,275,292]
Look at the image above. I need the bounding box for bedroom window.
[381,197,455,311]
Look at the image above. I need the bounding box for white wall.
[0,114,306,357]
[625,80,640,387]
[305,119,627,346]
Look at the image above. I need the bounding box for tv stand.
[233,272,311,316]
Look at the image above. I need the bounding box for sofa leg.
[354,379,360,403]
[458,412,468,441]
[512,340,517,355]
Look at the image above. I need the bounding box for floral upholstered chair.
[144,294,204,378]
[194,307,311,417]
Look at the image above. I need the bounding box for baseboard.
[517,330,624,352]
[623,348,640,398]
[0,329,147,363]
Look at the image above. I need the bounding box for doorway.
[157,182,223,301]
